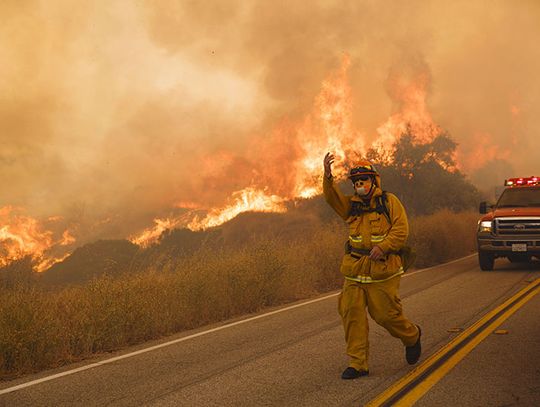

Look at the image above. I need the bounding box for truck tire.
[479,251,495,271]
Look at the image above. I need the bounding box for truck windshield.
[497,187,540,208]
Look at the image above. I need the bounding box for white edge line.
[0,253,476,396]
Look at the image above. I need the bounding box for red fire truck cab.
[477,176,540,270]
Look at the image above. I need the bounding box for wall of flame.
[1,0,539,268]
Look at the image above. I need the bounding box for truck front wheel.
[479,251,495,271]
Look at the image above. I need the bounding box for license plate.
[512,243,527,252]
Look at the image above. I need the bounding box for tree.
[367,129,481,216]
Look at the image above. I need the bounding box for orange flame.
[129,56,489,248]
[2,56,520,265]
[0,206,76,271]
[373,71,440,161]
[130,188,286,246]
[187,187,286,231]
[455,131,512,173]
[292,54,365,198]
[131,56,444,246]
[60,230,76,246]
[34,252,72,273]
[0,206,53,267]
[130,55,361,246]
[130,214,193,247]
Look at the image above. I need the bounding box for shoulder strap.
[379,191,392,224]
[349,193,392,222]
[349,201,366,216]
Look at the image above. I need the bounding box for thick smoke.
[1,0,539,243]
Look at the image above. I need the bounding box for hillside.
[39,240,139,286]
[37,195,338,285]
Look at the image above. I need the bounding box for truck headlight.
[479,220,492,233]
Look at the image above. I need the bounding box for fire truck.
[477,176,540,270]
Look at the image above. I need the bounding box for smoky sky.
[1,0,539,240]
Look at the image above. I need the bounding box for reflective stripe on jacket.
[349,234,386,244]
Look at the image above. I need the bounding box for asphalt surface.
[1,255,539,406]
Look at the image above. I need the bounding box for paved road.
[1,255,539,406]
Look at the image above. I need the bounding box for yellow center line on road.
[366,277,540,407]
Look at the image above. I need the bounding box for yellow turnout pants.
[338,276,419,371]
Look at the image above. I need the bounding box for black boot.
[406,325,422,365]
[341,367,369,380]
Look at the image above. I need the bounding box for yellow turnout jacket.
[323,174,409,282]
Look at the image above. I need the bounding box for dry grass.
[0,210,478,378]
[409,209,478,267]
[0,224,344,378]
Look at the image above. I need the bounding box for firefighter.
[323,153,421,380]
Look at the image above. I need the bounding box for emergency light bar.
[504,176,540,186]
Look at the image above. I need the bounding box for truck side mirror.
[479,201,488,214]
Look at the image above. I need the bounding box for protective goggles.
[348,165,376,179]
[351,175,371,182]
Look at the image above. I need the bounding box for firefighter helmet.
[348,160,378,179]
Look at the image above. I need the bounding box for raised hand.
[324,152,335,178]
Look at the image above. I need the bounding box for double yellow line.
[366,277,540,407]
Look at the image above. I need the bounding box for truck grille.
[495,217,540,235]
